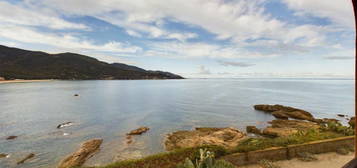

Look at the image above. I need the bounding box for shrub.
[235,129,343,153]
[176,149,235,168]
[320,121,355,136]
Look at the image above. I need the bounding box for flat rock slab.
[127,127,150,135]
[254,104,315,121]
[58,139,103,168]
[165,127,246,151]
[262,120,320,137]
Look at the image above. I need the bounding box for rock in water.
[165,127,246,151]
[337,114,346,117]
[58,139,103,168]
[254,104,314,121]
[57,122,73,129]
[127,127,150,135]
[0,153,8,158]
[6,135,17,140]
[17,153,35,164]
[262,120,320,137]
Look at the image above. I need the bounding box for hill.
[0,45,183,80]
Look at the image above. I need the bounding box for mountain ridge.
[0,45,184,80]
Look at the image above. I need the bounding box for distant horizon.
[0,0,355,78]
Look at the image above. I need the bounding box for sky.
[0,0,355,78]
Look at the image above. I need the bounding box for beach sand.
[0,80,53,84]
[239,152,353,168]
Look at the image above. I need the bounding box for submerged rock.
[262,120,320,137]
[254,104,314,121]
[0,153,8,158]
[246,126,261,134]
[57,122,73,129]
[58,139,103,168]
[6,135,17,140]
[17,153,35,165]
[127,127,150,135]
[165,127,246,151]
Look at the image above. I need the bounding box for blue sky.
[0,0,355,78]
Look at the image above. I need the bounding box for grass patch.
[235,129,345,153]
[87,146,228,168]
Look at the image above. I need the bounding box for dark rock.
[58,139,103,168]
[271,111,289,119]
[17,153,35,164]
[246,126,261,134]
[0,153,8,158]
[6,135,17,140]
[57,122,73,129]
[337,114,346,117]
[74,94,79,97]
[127,127,150,135]
[254,104,314,121]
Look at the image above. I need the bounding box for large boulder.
[58,139,103,168]
[262,120,320,137]
[165,127,246,151]
[254,104,314,121]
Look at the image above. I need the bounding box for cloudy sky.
[0,0,355,78]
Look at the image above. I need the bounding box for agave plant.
[177,149,235,168]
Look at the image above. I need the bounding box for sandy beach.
[240,152,353,168]
[0,80,53,84]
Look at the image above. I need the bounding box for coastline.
[0,79,53,84]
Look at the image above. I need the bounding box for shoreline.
[0,79,53,84]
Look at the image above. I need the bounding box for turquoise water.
[0,79,354,167]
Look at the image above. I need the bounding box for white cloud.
[281,0,354,28]
[28,0,326,45]
[0,1,87,30]
[144,41,277,59]
[0,24,141,54]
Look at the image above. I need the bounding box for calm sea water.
[0,79,354,168]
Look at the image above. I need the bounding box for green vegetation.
[0,45,183,80]
[235,129,345,153]
[320,121,355,136]
[176,149,235,168]
[258,160,281,168]
[90,146,228,168]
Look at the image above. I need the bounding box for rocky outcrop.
[254,104,314,121]
[165,127,246,151]
[58,139,102,168]
[246,126,261,134]
[349,117,355,128]
[6,135,17,140]
[17,153,35,164]
[57,122,73,129]
[262,120,320,137]
[0,153,8,158]
[127,127,150,135]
